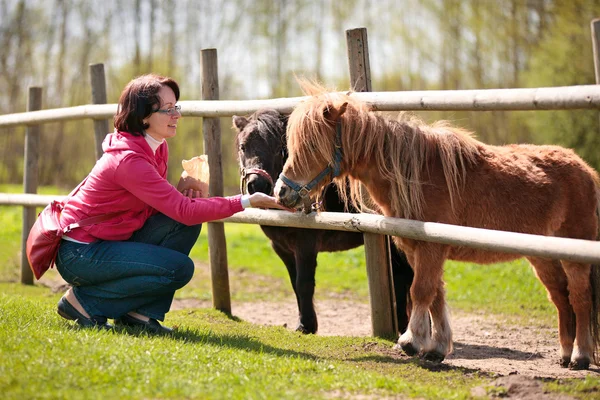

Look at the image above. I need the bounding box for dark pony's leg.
[270,241,317,333]
[293,244,319,334]
[527,257,575,367]
[271,241,298,294]
[389,239,413,334]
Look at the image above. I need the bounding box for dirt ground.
[173,297,599,380]
[173,297,598,399]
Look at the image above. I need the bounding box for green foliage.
[522,0,600,170]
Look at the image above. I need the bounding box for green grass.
[1,184,598,398]
[2,284,490,400]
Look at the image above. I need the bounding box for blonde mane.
[286,80,481,219]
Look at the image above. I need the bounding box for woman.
[56,74,288,333]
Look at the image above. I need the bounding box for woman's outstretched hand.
[249,192,294,211]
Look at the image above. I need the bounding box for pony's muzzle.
[247,175,273,196]
[274,179,301,209]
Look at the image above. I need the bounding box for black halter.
[279,120,343,200]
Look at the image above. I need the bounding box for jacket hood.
[102,130,155,159]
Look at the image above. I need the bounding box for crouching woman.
[56,74,287,333]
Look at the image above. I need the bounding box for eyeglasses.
[154,105,181,116]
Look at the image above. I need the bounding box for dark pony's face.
[233,109,288,196]
[275,98,348,209]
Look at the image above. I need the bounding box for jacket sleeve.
[114,154,244,225]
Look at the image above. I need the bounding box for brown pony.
[275,80,600,370]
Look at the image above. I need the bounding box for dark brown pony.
[233,109,414,335]
[275,81,600,370]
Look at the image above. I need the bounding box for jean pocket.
[56,242,93,286]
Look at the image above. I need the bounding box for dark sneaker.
[57,296,113,330]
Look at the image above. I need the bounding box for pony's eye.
[239,144,245,152]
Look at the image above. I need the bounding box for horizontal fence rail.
[6,194,599,263]
[0,193,64,206]
[2,85,600,128]
[223,210,600,264]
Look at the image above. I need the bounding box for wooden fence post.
[591,19,600,83]
[346,28,372,93]
[21,87,42,285]
[201,48,231,314]
[346,27,397,339]
[591,18,600,134]
[89,63,109,159]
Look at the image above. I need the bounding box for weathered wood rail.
[3,192,599,265]
[2,85,600,128]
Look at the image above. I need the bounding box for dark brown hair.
[113,74,180,136]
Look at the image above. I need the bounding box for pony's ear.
[232,115,249,131]
[324,102,348,123]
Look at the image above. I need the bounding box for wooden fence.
[3,25,600,339]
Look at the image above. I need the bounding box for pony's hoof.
[569,359,590,370]
[422,351,445,363]
[295,324,316,334]
[559,357,570,368]
[400,342,419,357]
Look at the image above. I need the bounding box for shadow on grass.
[109,323,321,362]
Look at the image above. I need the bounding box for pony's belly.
[393,238,523,264]
[448,247,523,264]
[448,246,522,264]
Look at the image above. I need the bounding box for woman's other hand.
[248,192,294,211]
[177,171,209,198]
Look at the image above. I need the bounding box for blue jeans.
[56,214,201,321]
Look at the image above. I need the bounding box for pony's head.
[233,109,288,196]
[275,81,354,209]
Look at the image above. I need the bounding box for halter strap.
[279,120,343,200]
[239,167,274,195]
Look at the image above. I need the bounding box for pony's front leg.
[398,244,449,359]
[423,285,453,362]
[294,250,319,334]
[271,241,312,333]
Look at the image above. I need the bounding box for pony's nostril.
[248,178,273,195]
[276,185,288,199]
[263,182,273,195]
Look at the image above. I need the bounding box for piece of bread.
[182,155,210,182]
[178,155,210,195]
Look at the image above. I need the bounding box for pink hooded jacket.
[60,130,243,243]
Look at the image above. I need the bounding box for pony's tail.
[591,184,600,364]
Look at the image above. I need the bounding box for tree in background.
[0,0,599,192]
[524,0,600,170]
